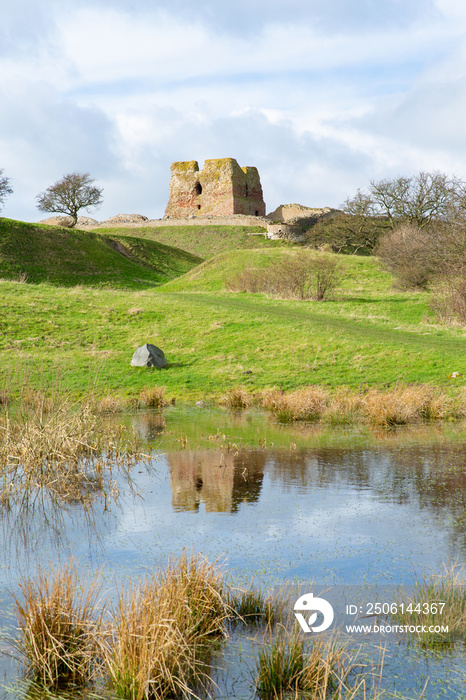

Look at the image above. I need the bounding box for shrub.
[376,224,435,288]
[306,213,389,254]
[226,254,343,301]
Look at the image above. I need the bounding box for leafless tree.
[36,172,103,227]
[345,171,466,229]
[0,169,13,212]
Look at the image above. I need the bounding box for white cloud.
[2,0,466,222]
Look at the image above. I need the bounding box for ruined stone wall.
[266,203,334,222]
[164,158,266,218]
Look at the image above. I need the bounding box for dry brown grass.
[322,390,364,426]
[103,554,228,700]
[95,395,128,414]
[137,386,169,409]
[260,387,329,423]
[0,389,143,506]
[363,385,465,426]
[257,384,466,427]
[220,387,252,409]
[12,561,103,689]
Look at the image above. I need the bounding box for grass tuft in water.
[103,553,228,700]
[255,626,352,699]
[12,562,103,689]
[392,565,466,648]
[228,584,282,626]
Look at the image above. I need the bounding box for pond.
[0,408,465,699]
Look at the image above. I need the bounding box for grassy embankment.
[0,218,464,410]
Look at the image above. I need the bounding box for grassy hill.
[0,218,202,288]
[0,231,464,404]
[91,224,287,258]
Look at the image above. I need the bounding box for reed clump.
[363,385,465,427]
[137,386,169,409]
[104,554,228,700]
[228,584,283,626]
[220,387,252,410]
[322,390,364,426]
[104,579,199,700]
[260,387,329,423]
[392,565,466,648]
[0,389,142,506]
[257,384,465,427]
[12,562,103,689]
[255,627,351,699]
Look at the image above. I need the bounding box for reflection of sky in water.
[1,440,466,698]
[0,445,465,590]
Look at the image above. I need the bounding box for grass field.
[0,218,202,288]
[0,218,464,405]
[91,223,285,259]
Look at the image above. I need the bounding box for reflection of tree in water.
[378,444,466,549]
[269,443,466,554]
[168,449,265,513]
[268,449,373,491]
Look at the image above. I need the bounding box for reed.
[103,579,199,700]
[103,554,228,700]
[322,390,364,426]
[260,387,329,423]
[363,385,465,427]
[12,562,102,689]
[258,384,466,427]
[228,584,282,626]
[137,386,169,409]
[391,565,466,648]
[0,388,142,507]
[220,387,252,410]
[255,627,351,699]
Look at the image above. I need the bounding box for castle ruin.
[164,158,266,218]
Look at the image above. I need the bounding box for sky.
[2,0,466,222]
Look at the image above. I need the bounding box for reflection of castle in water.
[168,449,266,513]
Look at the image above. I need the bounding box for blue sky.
[1,0,466,221]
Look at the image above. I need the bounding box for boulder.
[131,343,167,368]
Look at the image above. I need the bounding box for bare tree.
[345,171,466,229]
[0,169,13,212]
[36,172,103,227]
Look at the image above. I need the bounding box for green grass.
[92,224,287,259]
[0,218,202,288]
[0,220,464,404]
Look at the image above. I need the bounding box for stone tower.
[164,158,266,218]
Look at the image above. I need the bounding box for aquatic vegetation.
[136,385,170,409]
[0,388,144,507]
[220,387,252,410]
[260,387,329,423]
[103,553,228,700]
[11,561,103,689]
[257,384,466,427]
[254,626,351,699]
[392,565,466,648]
[228,583,282,626]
